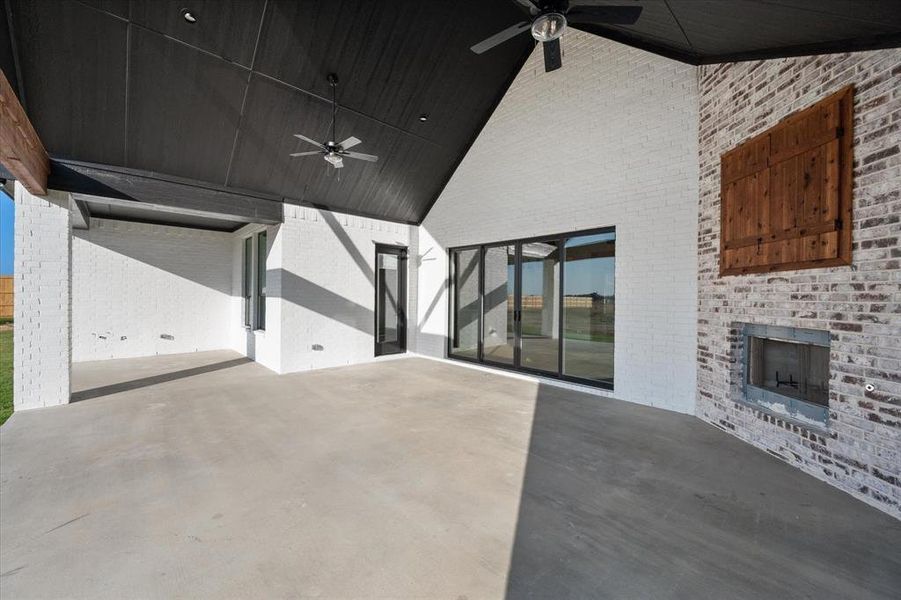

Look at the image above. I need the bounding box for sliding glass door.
[519,239,560,374]
[562,232,615,386]
[449,247,481,360]
[448,227,615,389]
[482,244,516,367]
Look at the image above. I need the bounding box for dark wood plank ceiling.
[2,0,899,226]
[574,0,901,64]
[2,0,531,225]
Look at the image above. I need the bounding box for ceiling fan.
[471,0,643,72]
[290,73,378,169]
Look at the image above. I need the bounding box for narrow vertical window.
[242,236,252,327]
[256,231,267,330]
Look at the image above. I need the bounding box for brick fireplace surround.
[697,48,900,517]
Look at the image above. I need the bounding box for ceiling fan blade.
[342,151,379,162]
[510,0,539,16]
[340,136,362,149]
[567,5,643,26]
[293,133,323,148]
[289,151,322,157]
[470,21,531,54]
[543,38,562,72]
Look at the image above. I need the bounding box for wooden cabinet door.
[719,86,852,275]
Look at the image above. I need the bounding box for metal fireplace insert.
[741,324,830,427]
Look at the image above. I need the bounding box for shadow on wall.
[268,209,410,337]
[417,277,446,335]
[504,383,901,599]
[274,268,373,335]
[74,228,233,295]
[266,210,408,334]
[273,268,451,359]
[320,210,375,286]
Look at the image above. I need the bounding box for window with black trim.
[256,231,267,330]
[242,236,252,327]
[448,227,615,390]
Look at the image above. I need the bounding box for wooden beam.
[0,68,48,195]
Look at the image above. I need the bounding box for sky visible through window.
[520,233,614,296]
[0,189,12,275]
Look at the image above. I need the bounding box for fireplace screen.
[742,324,830,426]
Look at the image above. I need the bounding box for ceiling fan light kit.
[289,73,379,170]
[324,153,344,168]
[471,0,642,72]
[531,12,566,42]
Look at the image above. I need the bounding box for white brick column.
[13,182,72,410]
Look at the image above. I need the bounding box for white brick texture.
[418,32,700,413]
[10,33,896,523]
[72,218,233,361]
[229,222,282,372]
[697,49,901,517]
[278,205,415,373]
[229,205,416,374]
[13,183,71,410]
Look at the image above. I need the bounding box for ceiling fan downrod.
[327,72,339,147]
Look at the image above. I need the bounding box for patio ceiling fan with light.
[471,0,642,72]
[290,73,378,170]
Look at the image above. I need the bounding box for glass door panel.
[375,246,407,356]
[562,232,615,384]
[447,228,615,390]
[482,244,516,366]
[449,248,481,360]
[519,239,560,373]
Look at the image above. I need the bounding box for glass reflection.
[450,248,480,359]
[520,240,560,373]
[482,245,516,365]
[562,232,615,383]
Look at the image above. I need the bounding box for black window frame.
[447,245,482,362]
[242,236,252,328]
[255,230,267,331]
[374,244,408,357]
[447,225,615,391]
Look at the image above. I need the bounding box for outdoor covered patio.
[2,1,901,597]
[1,353,899,598]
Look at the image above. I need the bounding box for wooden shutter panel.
[719,86,852,275]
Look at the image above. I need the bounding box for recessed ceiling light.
[181,8,197,24]
[418,114,428,122]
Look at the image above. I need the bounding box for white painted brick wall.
[417,32,700,414]
[229,205,416,374]
[13,183,71,410]
[229,222,282,373]
[72,218,233,361]
[278,205,415,373]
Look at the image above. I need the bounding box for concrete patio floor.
[1,352,899,599]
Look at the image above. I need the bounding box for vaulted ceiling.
[2,0,900,227]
